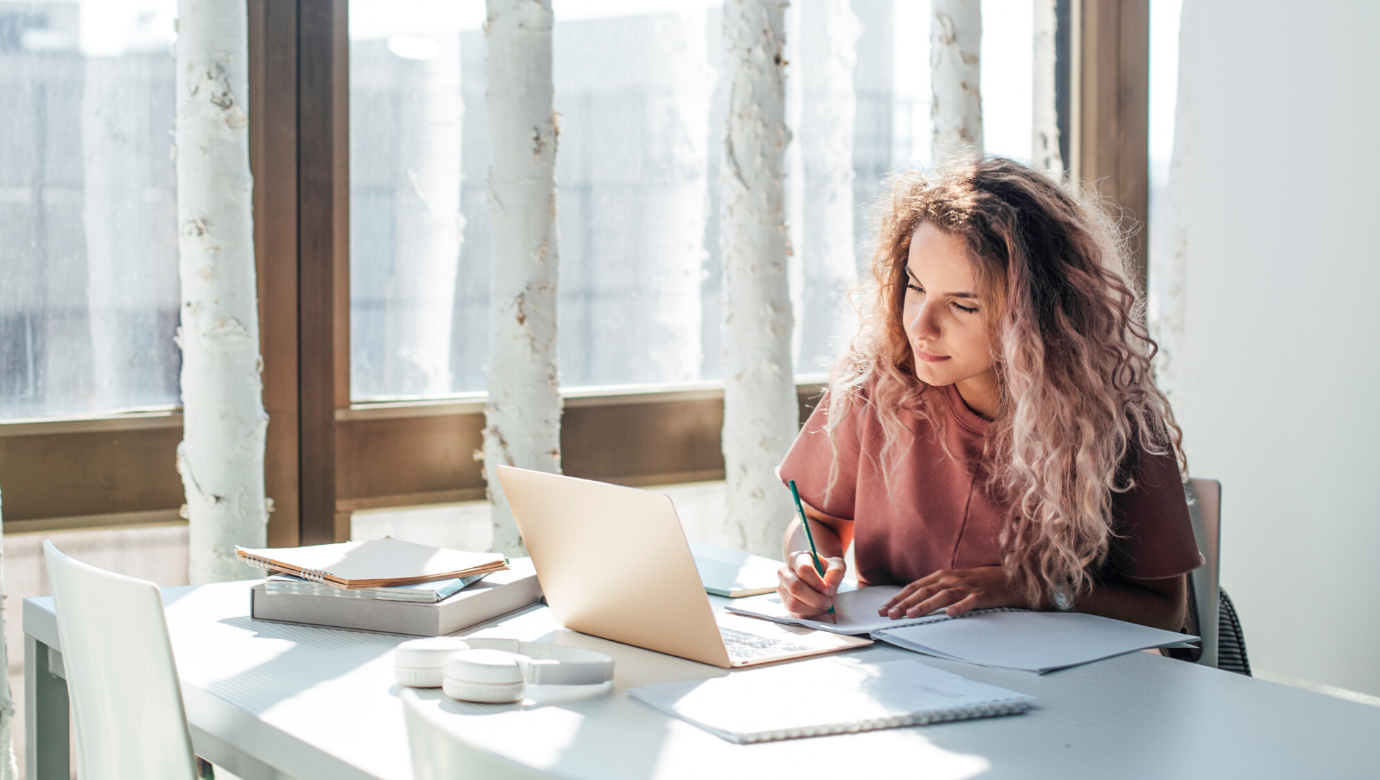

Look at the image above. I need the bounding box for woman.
[777,157,1202,631]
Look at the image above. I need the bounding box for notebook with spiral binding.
[236,537,507,589]
[725,584,1032,635]
[629,657,1031,744]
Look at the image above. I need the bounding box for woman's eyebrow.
[904,267,977,298]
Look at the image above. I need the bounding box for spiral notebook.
[725,585,1030,635]
[629,657,1031,744]
[236,537,507,589]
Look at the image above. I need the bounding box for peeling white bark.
[1032,0,1063,173]
[0,484,17,780]
[1152,1,1192,405]
[931,0,983,166]
[785,2,804,367]
[800,0,861,369]
[385,33,463,397]
[175,0,269,584]
[483,0,561,557]
[719,0,798,557]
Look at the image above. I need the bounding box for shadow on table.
[201,614,399,714]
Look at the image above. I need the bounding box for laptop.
[496,466,872,668]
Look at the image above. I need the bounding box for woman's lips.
[914,348,950,363]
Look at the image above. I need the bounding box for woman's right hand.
[777,551,847,620]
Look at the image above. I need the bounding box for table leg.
[25,635,70,780]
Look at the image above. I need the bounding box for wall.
[1174,0,1380,696]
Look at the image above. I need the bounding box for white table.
[24,580,1380,780]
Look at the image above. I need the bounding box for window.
[0,0,181,420]
[347,0,1037,401]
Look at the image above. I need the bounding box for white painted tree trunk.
[384,34,463,397]
[483,0,561,557]
[0,484,17,780]
[175,0,268,583]
[800,0,861,370]
[1032,0,1063,173]
[719,0,798,557]
[931,0,984,166]
[1151,0,1193,404]
[785,2,805,368]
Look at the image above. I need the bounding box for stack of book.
[239,538,543,636]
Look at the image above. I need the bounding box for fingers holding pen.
[777,553,846,619]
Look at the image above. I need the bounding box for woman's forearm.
[1074,575,1188,632]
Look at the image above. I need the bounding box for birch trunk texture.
[931,0,983,166]
[800,0,861,370]
[1151,1,1192,404]
[384,34,463,397]
[0,484,17,780]
[175,0,269,583]
[1031,0,1063,173]
[719,0,798,557]
[483,0,561,557]
[785,2,805,367]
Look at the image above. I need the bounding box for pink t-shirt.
[779,383,1204,587]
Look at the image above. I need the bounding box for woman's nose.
[907,302,937,342]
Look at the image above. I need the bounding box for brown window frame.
[0,0,1149,543]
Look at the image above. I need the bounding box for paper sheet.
[875,611,1199,673]
[725,586,947,635]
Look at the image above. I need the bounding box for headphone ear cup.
[442,649,529,703]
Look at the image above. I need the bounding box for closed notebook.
[629,657,1031,744]
[689,543,781,598]
[251,558,543,636]
[236,537,507,589]
[263,571,491,603]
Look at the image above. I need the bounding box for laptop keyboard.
[719,626,819,659]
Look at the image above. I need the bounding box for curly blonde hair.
[827,157,1186,606]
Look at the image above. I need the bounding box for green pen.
[788,479,836,618]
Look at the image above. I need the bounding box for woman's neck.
[954,371,1000,420]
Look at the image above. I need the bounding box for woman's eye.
[906,282,924,293]
[952,302,978,314]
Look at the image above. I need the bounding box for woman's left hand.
[879,566,1035,619]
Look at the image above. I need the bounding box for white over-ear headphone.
[395,637,615,704]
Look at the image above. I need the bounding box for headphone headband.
[462,638,616,685]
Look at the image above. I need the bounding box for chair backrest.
[402,689,550,780]
[1186,478,1222,668]
[44,540,197,780]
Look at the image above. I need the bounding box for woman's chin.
[912,363,954,387]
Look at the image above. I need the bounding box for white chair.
[1186,478,1222,668]
[402,688,550,780]
[43,539,202,780]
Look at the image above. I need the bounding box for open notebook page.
[875,611,1198,673]
[725,586,948,635]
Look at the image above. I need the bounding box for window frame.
[0,0,1149,542]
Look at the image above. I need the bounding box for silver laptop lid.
[496,466,733,668]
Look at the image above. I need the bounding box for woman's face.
[902,223,999,409]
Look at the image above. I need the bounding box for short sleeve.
[777,392,862,523]
[1105,447,1205,580]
